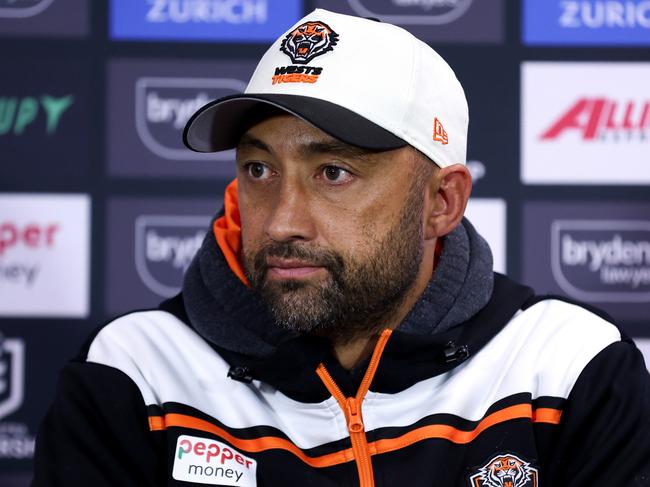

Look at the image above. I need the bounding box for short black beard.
[243,178,425,345]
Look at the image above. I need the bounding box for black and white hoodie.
[32,182,650,487]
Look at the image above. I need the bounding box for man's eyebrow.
[303,140,374,160]
[238,134,376,160]
[237,134,272,153]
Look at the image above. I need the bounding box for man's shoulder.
[484,274,622,359]
[516,294,622,350]
[86,308,193,359]
[76,295,191,360]
[466,281,625,393]
[522,291,617,324]
[488,293,624,396]
[74,299,233,410]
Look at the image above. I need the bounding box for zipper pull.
[346,397,364,433]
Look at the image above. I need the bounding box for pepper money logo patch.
[173,435,257,486]
[468,453,538,487]
[280,21,339,64]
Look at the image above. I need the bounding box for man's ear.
[424,163,472,240]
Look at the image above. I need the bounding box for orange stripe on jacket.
[148,413,353,468]
[370,404,562,456]
[148,405,561,468]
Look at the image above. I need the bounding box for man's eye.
[246,162,270,179]
[322,166,352,183]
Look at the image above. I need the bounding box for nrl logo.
[280,20,339,64]
[0,336,25,421]
[468,453,539,487]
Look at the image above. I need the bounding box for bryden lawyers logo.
[0,0,53,18]
[135,77,246,160]
[0,336,25,422]
[541,97,650,142]
[551,220,650,302]
[0,94,74,137]
[468,453,538,487]
[134,215,210,297]
[346,0,474,25]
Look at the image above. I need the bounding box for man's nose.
[264,180,316,242]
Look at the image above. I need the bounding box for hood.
[174,180,534,401]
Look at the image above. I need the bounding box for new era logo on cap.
[433,118,448,145]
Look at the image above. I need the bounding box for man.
[33,9,650,487]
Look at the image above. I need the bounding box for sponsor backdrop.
[0,0,88,37]
[0,0,649,484]
[523,0,650,46]
[106,197,221,315]
[521,62,650,185]
[107,59,253,179]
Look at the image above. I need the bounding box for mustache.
[251,241,344,272]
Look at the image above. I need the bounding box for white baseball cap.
[184,8,468,168]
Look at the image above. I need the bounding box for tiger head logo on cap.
[280,21,339,64]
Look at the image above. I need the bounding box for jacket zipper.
[316,329,393,487]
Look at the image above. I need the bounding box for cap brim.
[183,93,407,153]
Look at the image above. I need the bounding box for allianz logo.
[551,220,650,302]
[346,0,473,25]
[135,77,246,160]
[135,215,211,297]
[146,0,268,24]
[0,0,53,19]
[541,98,650,142]
[559,1,650,29]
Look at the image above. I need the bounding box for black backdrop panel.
[0,321,89,476]
[105,196,223,316]
[1,55,91,189]
[523,201,650,323]
[315,0,505,43]
[107,59,256,180]
[0,0,88,37]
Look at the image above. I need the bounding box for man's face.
[237,113,430,343]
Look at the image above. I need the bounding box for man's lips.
[265,258,326,280]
